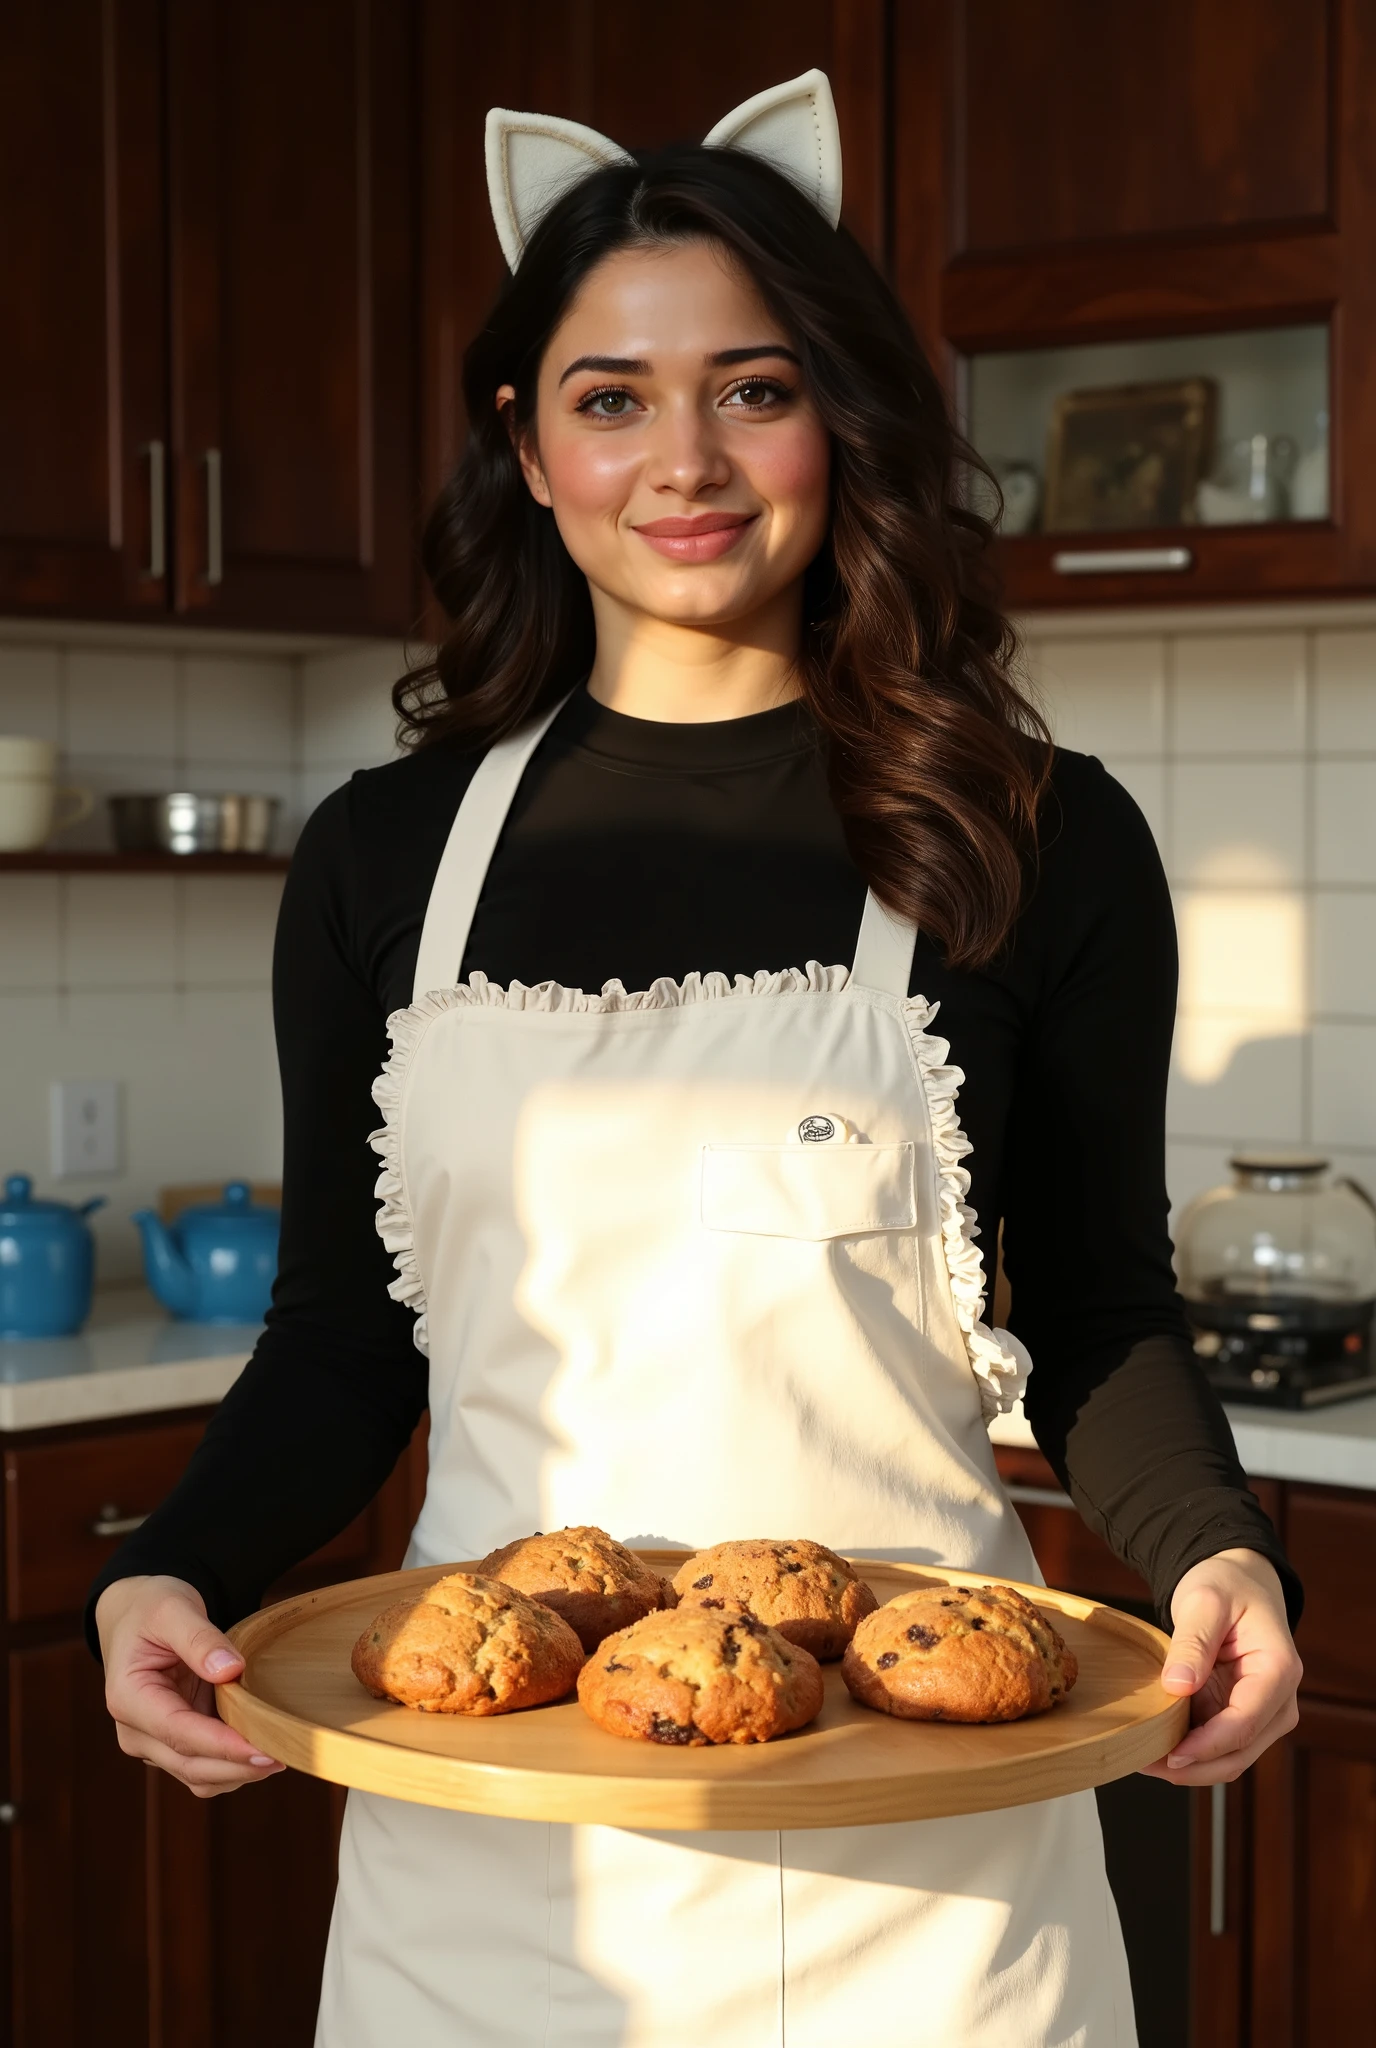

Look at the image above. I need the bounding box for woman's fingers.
[1140,1693,1299,1786]
[119,1726,283,1796]
[1159,1579,1232,1695]
[99,1574,281,1789]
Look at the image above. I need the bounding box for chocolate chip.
[649,1716,695,1744]
[701,1597,725,1609]
[721,1628,741,1667]
[876,1651,899,1669]
[970,1617,985,1631]
[906,1624,939,1647]
[692,1575,713,1589]
[781,1561,804,1574]
[604,1658,630,1672]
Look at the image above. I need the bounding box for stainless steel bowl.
[108,793,280,856]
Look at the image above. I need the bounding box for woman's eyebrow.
[557,344,801,388]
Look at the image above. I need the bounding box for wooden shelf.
[0,851,290,874]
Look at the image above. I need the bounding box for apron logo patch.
[798,1114,837,1144]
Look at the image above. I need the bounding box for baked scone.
[841,1582,1078,1723]
[475,1526,677,1653]
[671,1538,877,1659]
[351,1572,584,1715]
[577,1606,824,1746]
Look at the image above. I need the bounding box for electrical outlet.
[51,1078,120,1178]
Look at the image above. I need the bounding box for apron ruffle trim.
[369,967,1033,1413]
[901,999,1033,1421]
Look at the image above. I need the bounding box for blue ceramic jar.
[0,1174,105,1338]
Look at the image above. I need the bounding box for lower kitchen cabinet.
[1,1406,424,2048]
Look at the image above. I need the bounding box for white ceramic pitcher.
[0,737,93,851]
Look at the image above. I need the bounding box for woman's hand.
[96,1574,285,1798]
[1140,1547,1301,1786]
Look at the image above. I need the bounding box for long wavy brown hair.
[397,144,1050,968]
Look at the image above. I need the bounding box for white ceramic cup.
[0,736,94,852]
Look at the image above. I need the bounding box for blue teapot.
[0,1174,105,1338]
[132,1181,279,1324]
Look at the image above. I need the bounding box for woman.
[94,72,1301,2048]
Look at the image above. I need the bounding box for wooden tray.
[219,1555,1188,1830]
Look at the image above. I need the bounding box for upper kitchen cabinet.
[0,0,417,635]
[166,0,416,631]
[416,0,887,513]
[894,0,1376,607]
[0,0,168,618]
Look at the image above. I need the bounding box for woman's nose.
[645,398,733,497]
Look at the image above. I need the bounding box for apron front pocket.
[700,1141,917,1239]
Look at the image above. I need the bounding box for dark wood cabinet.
[0,1406,423,2048]
[0,0,168,618]
[0,0,417,634]
[893,0,1376,608]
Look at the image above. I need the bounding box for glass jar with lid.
[1175,1153,1376,1407]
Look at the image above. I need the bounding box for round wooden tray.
[219,1554,1188,1830]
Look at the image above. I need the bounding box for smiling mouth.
[631,513,758,561]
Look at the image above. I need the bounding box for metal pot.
[108,792,279,855]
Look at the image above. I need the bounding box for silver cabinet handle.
[91,1504,149,1539]
[205,447,223,585]
[141,440,166,579]
[1004,1482,1074,1510]
[0,1802,17,1827]
[1208,1781,1227,1935]
[1052,546,1193,575]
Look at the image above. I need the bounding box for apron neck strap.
[849,889,918,999]
[413,688,919,1004]
[412,694,571,1004]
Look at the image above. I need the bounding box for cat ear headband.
[484,67,842,271]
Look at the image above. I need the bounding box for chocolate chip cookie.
[671,1538,877,1659]
[475,1526,677,1653]
[841,1582,1078,1722]
[351,1571,585,1715]
[577,1606,824,1746]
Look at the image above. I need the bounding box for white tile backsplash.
[1032,634,1166,755]
[1172,632,1306,754]
[181,874,283,987]
[1311,892,1376,1019]
[1311,1022,1376,1149]
[183,654,295,765]
[1170,760,1306,887]
[0,643,63,741]
[1314,629,1376,751]
[0,876,62,990]
[66,649,177,759]
[1314,760,1376,883]
[63,875,178,990]
[300,641,405,766]
[1024,605,1376,1203]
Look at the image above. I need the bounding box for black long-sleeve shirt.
[89,689,1300,1636]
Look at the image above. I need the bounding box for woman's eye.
[575,386,638,419]
[724,379,792,412]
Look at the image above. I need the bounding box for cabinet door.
[0,0,168,618]
[1248,1699,1376,2048]
[167,0,416,632]
[6,1639,150,2048]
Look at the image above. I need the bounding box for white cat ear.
[702,68,842,227]
[485,109,634,271]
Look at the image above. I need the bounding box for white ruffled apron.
[315,702,1135,2047]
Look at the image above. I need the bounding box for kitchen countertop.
[0,1286,259,1431]
[990,1396,1376,1494]
[7,1300,1376,1493]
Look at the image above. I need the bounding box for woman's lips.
[631,513,758,561]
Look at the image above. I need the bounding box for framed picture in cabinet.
[1043,377,1217,532]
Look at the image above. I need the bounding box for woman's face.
[499,239,831,633]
